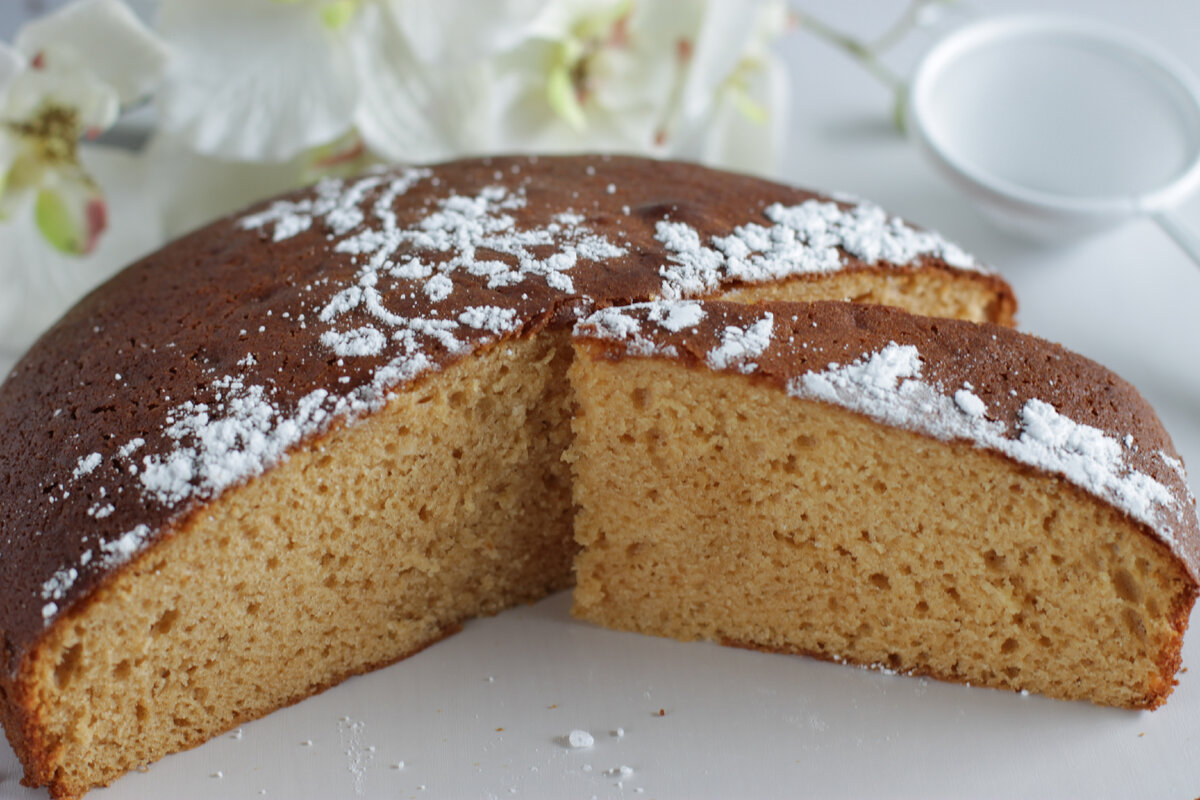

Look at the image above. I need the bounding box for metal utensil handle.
[1153,210,1200,269]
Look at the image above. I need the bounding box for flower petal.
[0,42,26,92]
[16,0,169,105]
[140,132,304,238]
[34,161,105,255]
[155,0,358,162]
[386,0,549,65]
[0,143,167,353]
[672,56,788,176]
[3,63,121,132]
[301,130,375,182]
[352,6,493,164]
[670,0,761,120]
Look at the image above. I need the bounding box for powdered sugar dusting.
[649,299,705,332]
[458,306,521,335]
[708,314,774,374]
[239,173,394,242]
[337,716,374,796]
[306,178,625,381]
[656,198,983,298]
[954,388,987,417]
[98,524,152,568]
[138,376,333,506]
[72,452,102,479]
[574,302,689,360]
[41,567,78,603]
[321,326,387,358]
[578,306,643,341]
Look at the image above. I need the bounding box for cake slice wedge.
[568,300,1199,709]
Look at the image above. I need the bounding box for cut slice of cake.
[569,300,1199,709]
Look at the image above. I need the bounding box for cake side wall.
[719,266,1017,326]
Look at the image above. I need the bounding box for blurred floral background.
[0,0,950,358]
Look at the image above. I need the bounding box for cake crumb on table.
[567,729,595,748]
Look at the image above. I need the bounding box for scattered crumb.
[496,727,505,732]
[612,728,625,738]
[393,761,405,770]
[302,740,313,746]
[568,729,595,748]
[212,771,223,779]
[656,708,666,717]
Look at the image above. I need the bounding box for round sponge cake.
[0,155,1016,798]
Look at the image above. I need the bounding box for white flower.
[151,0,789,174]
[0,143,167,358]
[383,0,551,66]
[670,1,791,173]
[484,0,789,173]
[153,0,549,164]
[348,2,496,165]
[154,0,360,162]
[0,0,167,254]
[139,132,307,239]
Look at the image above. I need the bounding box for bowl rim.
[908,13,1200,219]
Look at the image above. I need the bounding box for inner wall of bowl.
[924,33,1200,201]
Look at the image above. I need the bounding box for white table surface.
[3,1,1200,798]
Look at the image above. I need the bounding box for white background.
[2,1,1200,798]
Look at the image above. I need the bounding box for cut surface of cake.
[0,155,1016,798]
[569,300,1199,710]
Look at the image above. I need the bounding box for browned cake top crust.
[574,299,1200,586]
[0,155,1011,676]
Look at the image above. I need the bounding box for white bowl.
[908,14,1200,244]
